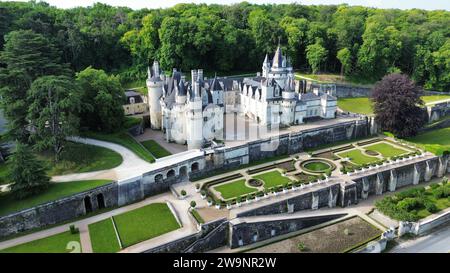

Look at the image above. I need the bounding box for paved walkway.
[390,223,450,253]
[52,137,152,182]
[0,192,194,253]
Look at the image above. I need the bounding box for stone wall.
[229,213,346,248]
[427,101,450,123]
[334,84,372,98]
[0,182,118,239]
[143,218,228,253]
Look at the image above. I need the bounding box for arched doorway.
[155,174,163,183]
[191,162,199,172]
[179,166,187,178]
[84,196,92,214]
[167,169,175,178]
[97,193,105,209]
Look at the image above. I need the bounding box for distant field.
[337,95,450,115]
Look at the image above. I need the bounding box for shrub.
[397,198,423,212]
[236,196,242,203]
[190,201,197,208]
[425,202,438,213]
[432,186,450,199]
[180,190,187,196]
[69,225,79,234]
[195,183,200,190]
[200,189,206,196]
[297,242,307,252]
[207,197,212,203]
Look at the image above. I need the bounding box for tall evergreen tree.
[27,75,81,162]
[9,143,50,199]
[0,30,69,143]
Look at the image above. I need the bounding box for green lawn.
[88,218,121,253]
[422,95,450,104]
[140,140,172,158]
[363,142,409,158]
[337,95,450,116]
[39,142,123,176]
[337,97,374,115]
[0,231,81,253]
[0,180,112,217]
[82,131,155,163]
[213,179,258,200]
[405,127,450,155]
[303,162,331,172]
[123,116,143,129]
[253,170,292,189]
[0,161,10,185]
[336,149,379,165]
[113,203,180,248]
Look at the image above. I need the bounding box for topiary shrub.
[190,201,197,208]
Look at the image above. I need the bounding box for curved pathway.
[51,137,153,182]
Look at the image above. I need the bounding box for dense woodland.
[0,1,449,91]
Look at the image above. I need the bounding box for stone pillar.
[437,157,448,178]
[388,169,397,192]
[424,160,433,182]
[413,164,420,185]
[375,173,384,195]
[328,187,337,208]
[362,177,369,199]
[311,192,319,210]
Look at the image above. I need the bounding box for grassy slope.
[337,149,379,165]
[363,142,408,158]
[140,140,171,158]
[39,142,123,176]
[113,203,180,247]
[405,127,450,155]
[0,231,81,253]
[0,180,112,217]
[0,161,10,185]
[213,179,257,200]
[82,131,155,163]
[254,170,292,189]
[422,95,450,104]
[88,218,121,253]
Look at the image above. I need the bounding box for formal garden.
[88,203,180,252]
[375,178,450,221]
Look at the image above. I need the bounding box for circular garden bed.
[364,150,380,156]
[300,159,336,173]
[247,178,264,188]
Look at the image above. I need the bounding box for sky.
[4,0,450,11]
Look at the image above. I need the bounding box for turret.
[262,54,270,78]
[186,76,203,150]
[147,60,163,129]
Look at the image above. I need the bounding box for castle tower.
[186,78,203,150]
[262,54,270,78]
[147,61,163,129]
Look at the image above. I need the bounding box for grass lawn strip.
[113,203,180,248]
[362,142,409,158]
[0,231,81,253]
[253,170,293,189]
[337,97,374,115]
[422,95,450,104]
[88,218,121,253]
[140,140,172,158]
[0,180,112,217]
[82,131,155,163]
[213,179,258,200]
[336,149,379,165]
[405,127,450,156]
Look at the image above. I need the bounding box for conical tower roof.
[272,45,283,68]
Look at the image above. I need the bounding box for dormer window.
[129,97,135,104]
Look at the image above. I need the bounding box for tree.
[9,143,50,199]
[337,47,351,76]
[0,30,69,143]
[306,42,328,74]
[372,73,426,138]
[27,75,81,162]
[75,67,125,132]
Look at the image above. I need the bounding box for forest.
[0,1,449,91]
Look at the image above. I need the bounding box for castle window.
[204,117,208,122]
[130,97,135,104]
